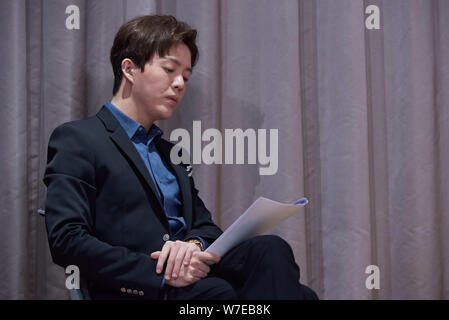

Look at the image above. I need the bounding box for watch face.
[188,240,203,250]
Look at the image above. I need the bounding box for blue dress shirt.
[105,101,208,250]
[105,101,190,240]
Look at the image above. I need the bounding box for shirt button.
[162,234,170,241]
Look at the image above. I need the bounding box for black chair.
[37,208,91,300]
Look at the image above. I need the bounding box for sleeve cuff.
[184,236,210,250]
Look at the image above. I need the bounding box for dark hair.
[110,15,199,95]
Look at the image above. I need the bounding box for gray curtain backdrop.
[0,0,448,299]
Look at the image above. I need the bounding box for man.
[44,14,318,300]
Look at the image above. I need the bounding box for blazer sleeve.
[43,123,164,299]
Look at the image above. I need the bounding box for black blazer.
[43,106,223,299]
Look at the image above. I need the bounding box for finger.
[183,243,198,266]
[185,270,202,284]
[171,245,188,279]
[195,251,221,265]
[164,244,181,280]
[183,248,192,266]
[189,265,208,279]
[156,242,173,274]
[150,251,161,260]
[200,252,221,264]
[190,257,211,274]
[179,266,201,285]
[194,270,208,279]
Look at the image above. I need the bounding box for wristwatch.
[186,239,204,251]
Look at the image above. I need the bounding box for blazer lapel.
[157,139,193,229]
[96,106,165,212]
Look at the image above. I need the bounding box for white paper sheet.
[205,197,308,258]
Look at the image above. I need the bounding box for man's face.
[132,42,192,121]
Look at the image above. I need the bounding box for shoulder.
[45,117,102,183]
[51,114,101,133]
[49,115,104,144]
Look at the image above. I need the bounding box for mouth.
[166,96,178,105]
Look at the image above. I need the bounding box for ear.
[121,58,138,84]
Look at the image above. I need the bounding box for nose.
[172,75,185,91]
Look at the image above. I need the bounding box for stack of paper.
[205,197,308,257]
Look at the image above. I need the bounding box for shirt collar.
[105,100,163,144]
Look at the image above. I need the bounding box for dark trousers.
[166,235,319,300]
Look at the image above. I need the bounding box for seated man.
[43,14,318,300]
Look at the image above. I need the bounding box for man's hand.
[150,240,220,286]
[156,251,221,288]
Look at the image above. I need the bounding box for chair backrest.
[37,208,91,300]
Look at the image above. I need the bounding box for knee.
[300,284,319,300]
[251,235,293,255]
[250,235,301,277]
[247,235,297,267]
[203,277,239,300]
